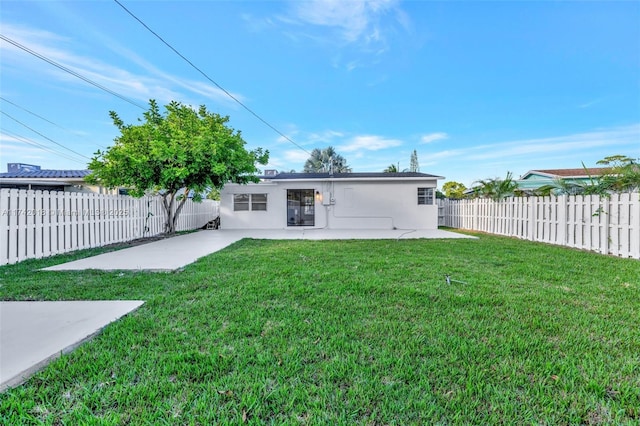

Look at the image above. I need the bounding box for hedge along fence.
[0,188,220,265]
[439,192,640,260]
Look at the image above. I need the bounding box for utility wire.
[0,96,108,149]
[113,0,311,155]
[1,129,87,165]
[0,96,63,129]
[1,111,92,160]
[0,34,147,110]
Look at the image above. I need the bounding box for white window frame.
[417,187,434,205]
[234,193,267,211]
[251,193,268,211]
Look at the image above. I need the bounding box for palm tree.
[534,178,587,196]
[383,164,399,173]
[303,146,351,173]
[473,172,519,200]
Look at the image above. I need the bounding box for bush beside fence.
[0,189,219,265]
[439,192,640,259]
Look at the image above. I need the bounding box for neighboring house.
[517,168,610,193]
[0,166,117,194]
[220,172,444,230]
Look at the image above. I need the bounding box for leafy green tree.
[87,100,268,234]
[472,172,518,200]
[442,181,467,199]
[383,163,399,173]
[303,146,351,173]
[535,157,639,196]
[410,150,419,172]
[206,187,220,201]
[595,155,640,192]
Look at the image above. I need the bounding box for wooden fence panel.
[0,189,219,265]
[439,192,639,259]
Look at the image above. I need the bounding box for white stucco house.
[220,172,444,230]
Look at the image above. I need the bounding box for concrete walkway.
[0,301,144,392]
[43,228,475,272]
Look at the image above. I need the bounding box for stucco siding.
[220,178,439,230]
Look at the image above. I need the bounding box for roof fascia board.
[521,171,557,179]
[268,176,443,183]
[0,178,86,185]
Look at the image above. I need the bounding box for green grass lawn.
[1,232,639,424]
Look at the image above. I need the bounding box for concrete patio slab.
[42,228,475,272]
[0,301,144,392]
[43,230,243,272]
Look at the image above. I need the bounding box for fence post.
[601,194,611,256]
[558,194,567,246]
[527,196,535,241]
[42,190,52,258]
[0,189,10,265]
[631,192,640,259]
[608,193,621,257]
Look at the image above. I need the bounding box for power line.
[0,34,147,110]
[0,96,63,129]
[1,111,92,160]
[112,0,311,156]
[1,129,87,165]
[0,96,108,149]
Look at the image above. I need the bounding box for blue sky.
[1,0,638,186]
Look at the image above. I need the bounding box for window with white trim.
[234,193,267,211]
[251,193,267,211]
[417,187,434,205]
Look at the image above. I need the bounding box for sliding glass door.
[287,189,315,226]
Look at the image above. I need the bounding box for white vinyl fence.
[0,189,220,265]
[439,192,640,259]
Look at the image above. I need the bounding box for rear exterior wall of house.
[220,179,439,230]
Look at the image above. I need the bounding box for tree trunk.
[162,192,176,234]
[172,189,190,234]
[161,190,189,235]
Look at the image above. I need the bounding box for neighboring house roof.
[267,172,444,180]
[521,168,610,180]
[0,169,95,191]
[0,170,91,179]
[515,167,612,193]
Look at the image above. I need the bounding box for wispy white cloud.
[241,14,278,33]
[287,0,399,44]
[339,134,403,152]
[268,130,404,170]
[427,124,640,163]
[0,135,43,154]
[0,133,82,164]
[1,23,242,107]
[272,0,409,70]
[420,132,448,144]
[283,150,311,163]
[276,126,344,146]
[307,129,345,143]
[578,99,603,109]
[106,44,244,107]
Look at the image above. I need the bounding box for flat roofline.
[264,177,444,183]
